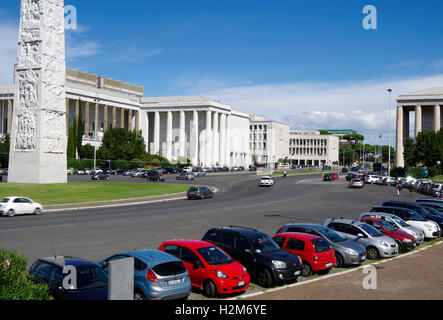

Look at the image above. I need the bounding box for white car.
[183,167,193,173]
[260,176,274,187]
[365,175,380,184]
[0,197,43,217]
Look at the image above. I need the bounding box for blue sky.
[1,0,443,143]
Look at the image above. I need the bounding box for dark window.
[180,247,199,264]
[285,238,305,251]
[345,225,361,236]
[50,267,63,286]
[311,238,331,252]
[328,222,345,233]
[33,262,54,281]
[203,231,218,242]
[234,236,251,250]
[134,258,147,271]
[164,245,180,258]
[217,232,235,249]
[152,261,187,276]
[272,236,286,248]
[287,226,305,233]
[13,198,21,203]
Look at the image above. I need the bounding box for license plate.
[294,271,301,276]
[166,278,183,286]
[325,262,333,267]
[237,281,245,287]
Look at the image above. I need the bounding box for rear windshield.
[1,198,9,203]
[196,246,234,266]
[76,267,108,290]
[189,187,198,192]
[311,238,331,252]
[152,261,186,276]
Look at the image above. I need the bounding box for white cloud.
[66,40,100,59]
[0,22,18,84]
[111,48,164,63]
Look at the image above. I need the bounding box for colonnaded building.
[395,88,443,167]
[1,68,251,168]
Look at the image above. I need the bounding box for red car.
[272,232,336,277]
[360,217,416,252]
[158,240,250,297]
[331,173,339,180]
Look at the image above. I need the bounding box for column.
[94,103,99,132]
[112,106,117,129]
[103,105,108,132]
[84,102,90,136]
[166,111,172,160]
[415,104,422,137]
[220,114,226,166]
[146,112,150,153]
[434,104,441,132]
[179,111,186,158]
[65,98,69,136]
[120,108,125,129]
[7,99,12,134]
[212,112,219,166]
[192,110,199,166]
[135,111,140,132]
[225,114,231,167]
[0,100,3,134]
[206,110,212,166]
[153,111,160,155]
[75,99,79,123]
[395,105,404,168]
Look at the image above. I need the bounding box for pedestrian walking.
[408,184,413,197]
[396,183,402,196]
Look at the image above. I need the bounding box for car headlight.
[215,270,229,279]
[243,266,247,273]
[345,248,357,255]
[403,239,412,243]
[272,260,287,269]
[380,241,389,247]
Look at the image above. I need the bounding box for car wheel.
[134,290,147,301]
[302,262,312,277]
[366,246,380,260]
[395,240,404,253]
[335,253,344,268]
[34,208,41,215]
[203,280,217,298]
[7,209,15,217]
[256,267,273,287]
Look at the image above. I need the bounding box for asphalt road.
[0,172,433,299]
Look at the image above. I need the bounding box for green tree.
[98,128,146,161]
[414,130,442,168]
[343,133,365,164]
[0,134,10,168]
[76,99,85,158]
[403,138,416,168]
[67,126,76,159]
[80,143,94,159]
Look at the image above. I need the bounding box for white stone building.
[249,116,290,165]
[288,130,339,166]
[1,69,250,168]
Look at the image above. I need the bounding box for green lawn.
[433,175,443,182]
[0,183,189,206]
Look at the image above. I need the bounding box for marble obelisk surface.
[8,0,67,184]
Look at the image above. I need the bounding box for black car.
[323,173,334,182]
[91,173,110,181]
[29,256,108,300]
[187,186,214,200]
[162,167,177,174]
[202,227,303,287]
[146,170,165,182]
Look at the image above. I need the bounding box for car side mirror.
[244,248,252,254]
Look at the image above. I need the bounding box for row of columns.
[0,99,13,135]
[395,104,441,167]
[149,110,232,167]
[66,98,139,137]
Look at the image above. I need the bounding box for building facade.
[395,88,443,167]
[249,116,290,165]
[288,130,339,166]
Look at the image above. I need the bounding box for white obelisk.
[8,0,67,184]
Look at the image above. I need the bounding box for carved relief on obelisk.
[9,0,67,183]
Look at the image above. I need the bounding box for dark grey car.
[276,224,366,267]
[187,186,214,200]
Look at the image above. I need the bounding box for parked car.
[147,170,165,182]
[74,168,85,175]
[187,186,214,200]
[360,217,416,252]
[29,256,108,300]
[192,168,206,176]
[183,167,193,173]
[272,232,336,277]
[177,173,194,181]
[202,227,303,287]
[158,240,250,297]
[259,176,274,187]
[370,206,440,240]
[84,168,92,175]
[323,219,399,260]
[162,168,177,175]
[96,250,191,300]
[365,175,380,184]
[0,196,43,217]
[358,212,424,245]
[349,179,364,188]
[67,169,73,175]
[275,224,366,267]
[91,173,109,181]
[415,197,443,205]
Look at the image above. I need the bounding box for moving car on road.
[146,170,165,182]
[272,232,336,277]
[158,240,250,297]
[0,196,43,217]
[91,173,109,181]
[259,176,274,187]
[176,173,194,181]
[96,250,191,300]
[323,219,399,260]
[349,179,364,188]
[29,256,108,300]
[202,226,303,288]
[275,224,366,267]
[187,186,214,200]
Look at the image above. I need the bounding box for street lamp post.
[93,128,104,169]
[387,89,392,176]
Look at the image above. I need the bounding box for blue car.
[29,256,108,300]
[96,250,191,300]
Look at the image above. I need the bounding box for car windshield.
[359,224,383,237]
[311,238,331,252]
[0,198,9,203]
[389,216,408,227]
[409,211,426,221]
[196,246,234,266]
[76,266,108,291]
[250,235,280,253]
[422,206,443,218]
[317,228,346,243]
[378,220,397,231]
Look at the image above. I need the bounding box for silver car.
[358,212,424,245]
[276,224,367,267]
[323,219,398,260]
[349,179,364,188]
